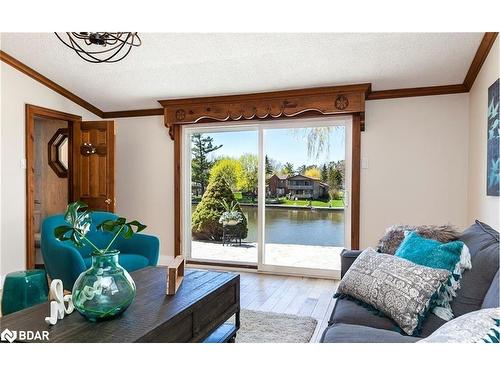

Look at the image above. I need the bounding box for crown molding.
[463,32,498,91]
[102,108,164,118]
[0,50,104,118]
[367,84,468,100]
[1,32,498,117]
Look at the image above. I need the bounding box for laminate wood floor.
[237,271,339,343]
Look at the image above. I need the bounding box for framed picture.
[487,78,499,196]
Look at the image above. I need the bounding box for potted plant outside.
[218,200,244,227]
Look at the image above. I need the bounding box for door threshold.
[186,260,340,280]
[186,259,257,270]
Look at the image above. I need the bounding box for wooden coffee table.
[0,267,240,343]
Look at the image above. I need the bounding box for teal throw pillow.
[395,231,471,321]
[395,231,463,272]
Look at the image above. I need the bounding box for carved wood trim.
[160,84,370,140]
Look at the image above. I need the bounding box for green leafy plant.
[218,200,244,225]
[54,201,147,255]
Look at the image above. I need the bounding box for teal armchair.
[41,212,159,289]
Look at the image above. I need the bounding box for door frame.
[160,84,368,259]
[25,104,82,269]
[181,116,351,278]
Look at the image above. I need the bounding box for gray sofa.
[321,220,500,343]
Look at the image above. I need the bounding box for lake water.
[239,205,344,246]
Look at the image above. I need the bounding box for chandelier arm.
[98,40,132,62]
[55,32,140,63]
[66,34,130,56]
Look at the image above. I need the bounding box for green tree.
[239,154,258,194]
[265,155,274,176]
[192,176,248,241]
[321,164,329,182]
[209,158,246,192]
[327,166,343,200]
[282,162,295,175]
[191,134,222,195]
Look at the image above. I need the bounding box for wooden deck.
[237,271,339,342]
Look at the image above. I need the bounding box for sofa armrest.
[340,249,362,278]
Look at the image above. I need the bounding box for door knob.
[105,198,112,205]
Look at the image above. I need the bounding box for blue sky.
[196,127,345,167]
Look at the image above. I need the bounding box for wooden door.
[72,121,115,212]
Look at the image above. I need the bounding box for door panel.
[72,121,115,212]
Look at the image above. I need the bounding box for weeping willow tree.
[292,126,345,159]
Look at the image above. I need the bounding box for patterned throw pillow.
[377,224,461,255]
[419,308,500,343]
[335,248,451,336]
[395,231,472,320]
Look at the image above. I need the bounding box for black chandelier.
[54,32,141,63]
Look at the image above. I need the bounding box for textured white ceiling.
[0,33,483,111]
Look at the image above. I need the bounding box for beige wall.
[1,43,497,282]
[113,116,174,264]
[0,61,100,283]
[361,94,470,248]
[467,38,500,231]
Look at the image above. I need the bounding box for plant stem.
[74,228,101,253]
[104,225,125,253]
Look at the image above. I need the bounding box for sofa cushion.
[458,220,499,258]
[321,323,420,343]
[329,298,400,331]
[330,297,447,338]
[83,254,149,273]
[451,222,499,316]
[482,270,499,309]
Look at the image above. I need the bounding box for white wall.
[361,94,470,248]
[467,38,500,230]
[113,116,174,263]
[0,62,100,281]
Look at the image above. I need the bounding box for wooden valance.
[159,83,370,140]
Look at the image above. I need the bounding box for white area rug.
[235,309,317,343]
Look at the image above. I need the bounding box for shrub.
[329,188,343,201]
[191,176,248,241]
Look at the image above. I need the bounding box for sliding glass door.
[183,117,351,277]
[259,119,351,278]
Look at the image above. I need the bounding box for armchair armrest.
[340,249,362,278]
[116,233,160,266]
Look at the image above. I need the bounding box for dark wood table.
[0,267,240,343]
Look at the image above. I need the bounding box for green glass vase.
[72,250,136,322]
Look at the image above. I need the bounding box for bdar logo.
[1,328,17,343]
